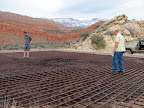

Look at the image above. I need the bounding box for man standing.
[113,30,126,73]
[23,31,32,58]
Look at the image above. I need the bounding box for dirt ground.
[0,50,144,108]
[0,48,144,58]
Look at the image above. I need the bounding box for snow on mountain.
[43,17,108,28]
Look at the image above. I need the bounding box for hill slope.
[0,11,79,45]
[72,14,144,51]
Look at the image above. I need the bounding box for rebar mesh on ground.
[0,51,144,108]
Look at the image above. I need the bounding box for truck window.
[140,41,144,45]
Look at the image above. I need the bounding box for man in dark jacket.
[23,31,32,58]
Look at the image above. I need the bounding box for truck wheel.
[125,50,132,54]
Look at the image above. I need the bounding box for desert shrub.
[102,27,107,31]
[42,29,80,34]
[8,48,19,50]
[0,45,2,50]
[79,31,90,41]
[94,25,100,29]
[91,34,106,49]
[105,30,114,36]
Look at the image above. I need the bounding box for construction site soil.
[0,51,144,108]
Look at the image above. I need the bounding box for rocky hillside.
[0,11,80,45]
[72,14,144,50]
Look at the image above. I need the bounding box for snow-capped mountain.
[43,18,107,28]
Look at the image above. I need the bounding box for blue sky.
[0,0,144,20]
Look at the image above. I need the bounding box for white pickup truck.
[125,39,144,54]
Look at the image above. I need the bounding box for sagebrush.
[79,31,90,41]
[91,34,106,49]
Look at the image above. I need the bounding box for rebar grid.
[0,51,144,108]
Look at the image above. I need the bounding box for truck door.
[139,40,144,50]
[139,40,144,53]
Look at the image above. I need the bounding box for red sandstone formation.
[0,11,104,45]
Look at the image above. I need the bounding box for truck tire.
[125,49,132,54]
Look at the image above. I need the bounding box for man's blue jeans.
[113,52,124,72]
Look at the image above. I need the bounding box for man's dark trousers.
[113,52,124,72]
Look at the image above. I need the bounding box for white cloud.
[0,0,64,17]
[0,0,144,20]
[123,0,144,8]
[26,0,63,12]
